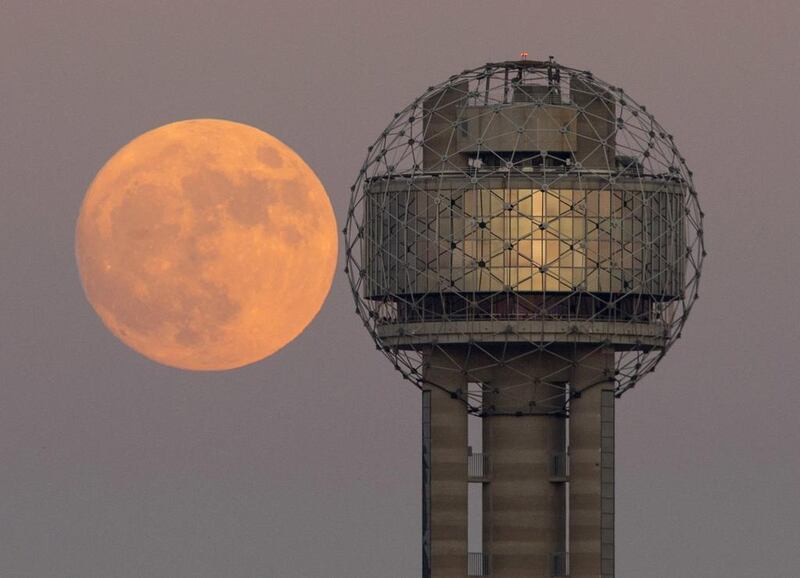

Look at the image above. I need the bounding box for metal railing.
[468,552,490,576]
[468,452,490,481]
[550,452,569,482]
[389,294,667,325]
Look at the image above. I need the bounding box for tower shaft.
[423,360,469,577]
[422,347,615,578]
[569,360,615,578]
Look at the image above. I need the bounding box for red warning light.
[520,51,529,60]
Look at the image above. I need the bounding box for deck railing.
[468,552,490,576]
[467,452,490,481]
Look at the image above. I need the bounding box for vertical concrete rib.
[568,347,615,578]
[600,389,615,577]
[423,351,468,578]
[422,390,432,578]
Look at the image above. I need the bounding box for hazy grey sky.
[2,1,799,577]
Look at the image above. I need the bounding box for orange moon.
[75,119,338,371]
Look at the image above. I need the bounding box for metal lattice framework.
[344,59,704,414]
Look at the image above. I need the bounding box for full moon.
[75,119,338,371]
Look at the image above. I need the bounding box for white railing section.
[467,452,490,481]
[468,552,490,576]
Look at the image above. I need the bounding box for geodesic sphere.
[344,59,704,412]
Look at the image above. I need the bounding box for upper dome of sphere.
[344,59,704,410]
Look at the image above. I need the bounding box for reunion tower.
[344,57,704,578]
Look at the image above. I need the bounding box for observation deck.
[356,62,687,353]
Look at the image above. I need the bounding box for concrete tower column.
[480,352,568,578]
[569,347,615,578]
[423,350,469,578]
[483,414,566,576]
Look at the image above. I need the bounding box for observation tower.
[344,57,704,578]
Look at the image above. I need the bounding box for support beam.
[568,348,615,578]
[423,351,469,578]
[480,353,568,578]
[483,414,565,577]
[423,389,432,578]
